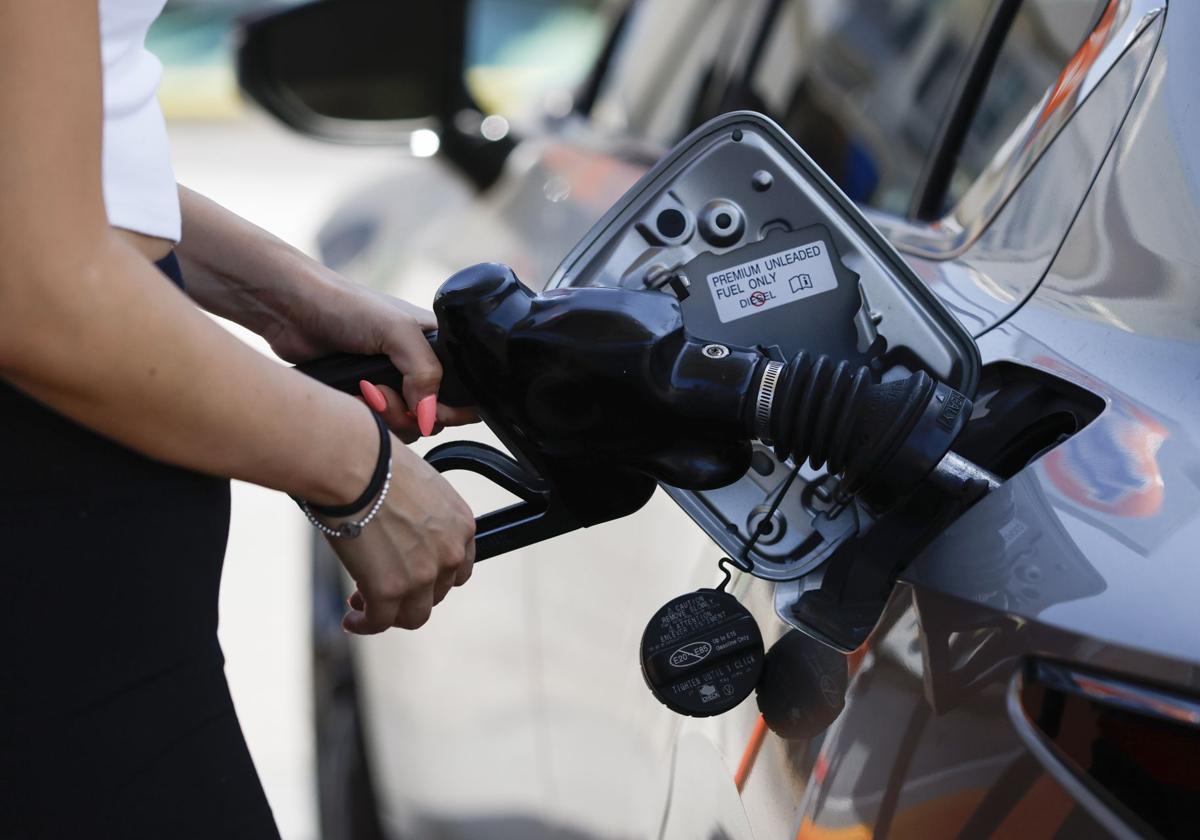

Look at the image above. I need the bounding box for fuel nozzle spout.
[752,352,973,505]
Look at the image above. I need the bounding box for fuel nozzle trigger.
[421,441,584,560]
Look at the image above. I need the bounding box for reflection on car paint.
[1033,354,1166,519]
[1036,0,1118,127]
[899,473,1106,739]
[789,602,1013,838]
[1043,399,1166,518]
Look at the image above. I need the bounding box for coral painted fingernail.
[417,395,437,437]
[359,380,387,413]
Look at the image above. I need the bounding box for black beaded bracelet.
[300,409,392,518]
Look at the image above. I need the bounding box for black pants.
[0,255,280,839]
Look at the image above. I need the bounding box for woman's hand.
[268,278,477,442]
[166,189,479,628]
[173,186,477,442]
[321,439,476,632]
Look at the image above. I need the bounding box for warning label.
[705,239,838,323]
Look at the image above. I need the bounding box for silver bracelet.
[299,467,392,539]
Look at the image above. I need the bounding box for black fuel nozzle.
[432,263,764,492]
[433,263,977,523]
[299,263,977,558]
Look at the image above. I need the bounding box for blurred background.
[149,2,610,838]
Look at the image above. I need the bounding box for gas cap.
[639,589,764,717]
[756,629,847,739]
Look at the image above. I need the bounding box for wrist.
[299,396,382,508]
[298,410,394,538]
[310,410,392,516]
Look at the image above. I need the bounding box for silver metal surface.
[746,504,787,546]
[927,450,1002,498]
[753,360,784,442]
[701,342,729,359]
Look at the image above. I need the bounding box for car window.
[944,0,1107,210]
[743,0,1107,219]
[588,0,765,148]
[748,0,994,217]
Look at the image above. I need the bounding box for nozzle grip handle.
[424,441,582,561]
[294,331,474,407]
[295,352,406,396]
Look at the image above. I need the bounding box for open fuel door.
[549,113,984,651]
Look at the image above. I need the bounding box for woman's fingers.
[362,382,476,440]
[332,445,477,636]
[453,556,474,587]
[393,587,436,630]
[432,572,455,607]
[431,534,474,602]
[345,583,433,634]
[343,575,456,634]
[383,315,442,416]
[377,307,480,434]
[458,537,476,585]
[342,594,395,635]
[342,609,371,634]
[370,383,420,442]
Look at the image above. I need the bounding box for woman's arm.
[0,0,473,632]
[175,186,475,439]
[0,11,365,505]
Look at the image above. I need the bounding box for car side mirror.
[235,0,470,145]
